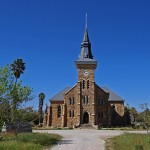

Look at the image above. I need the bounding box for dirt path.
[34,130,124,150]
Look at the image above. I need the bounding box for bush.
[135,145,144,150]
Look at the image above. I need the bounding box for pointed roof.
[75,15,97,64]
[82,28,90,43]
[79,26,93,60]
[82,13,90,43]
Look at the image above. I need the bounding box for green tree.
[139,103,150,133]
[38,93,45,125]
[124,106,131,126]
[0,65,14,126]
[0,63,33,125]
[10,59,26,122]
[129,107,138,123]
[17,107,38,123]
[10,59,25,86]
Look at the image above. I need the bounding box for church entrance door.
[83,112,89,124]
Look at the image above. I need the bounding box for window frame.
[57,105,61,118]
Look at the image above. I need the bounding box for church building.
[43,23,125,128]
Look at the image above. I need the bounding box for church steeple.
[79,14,94,60]
[75,15,97,69]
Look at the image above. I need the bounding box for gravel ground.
[33,129,124,150]
[33,130,148,150]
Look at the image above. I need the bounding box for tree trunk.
[11,77,18,122]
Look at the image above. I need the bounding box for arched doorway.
[83,112,89,124]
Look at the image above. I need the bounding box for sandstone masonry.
[43,24,125,128]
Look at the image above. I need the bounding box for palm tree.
[38,93,45,125]
[10,59,26,122]
[11,59,26,87]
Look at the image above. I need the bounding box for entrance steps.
[77,124,96,129]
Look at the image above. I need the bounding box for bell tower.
[74,16,97,125]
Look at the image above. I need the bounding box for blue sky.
[0,0,150,111]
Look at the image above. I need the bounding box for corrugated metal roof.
[101,87,124,101]
[50,87,71,101]
[50,86,124,102]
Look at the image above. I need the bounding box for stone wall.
[64,85,78,128]
[109,101,125,126]
[50,101,63,128]
[95,85,110,126]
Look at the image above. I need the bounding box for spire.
[83,13,90,42]
[85,13,88,29]
[79,14,93,59]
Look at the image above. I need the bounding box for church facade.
[43,25,125,128]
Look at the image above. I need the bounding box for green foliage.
[0,63,33,125]
[0,141,42,150]
[0,65,14,102]
[38,92,45,124]
[15,133,61,146]
[135,145,144,150]
[129,107,138,118]
[16,107,38,122]
[0,133,61,150]
[38,93,45,100]
[10,58,26,79]
[139,103,150,133]
[106,133,150,150]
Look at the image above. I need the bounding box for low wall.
[1,121,32,133]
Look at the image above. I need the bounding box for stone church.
[43,24,125,128]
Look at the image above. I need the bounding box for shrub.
[135,145,144,150]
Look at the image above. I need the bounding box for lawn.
[106,133,150,150]
[0,132,62,150]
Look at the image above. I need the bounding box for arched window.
[70,110,72,117]
[83,96,89,104]
[86,96,89,104]
[82,80,85,89]
[57,105,61,118]
[72,97,74,105]
[72,110,74,117]
[70,110,74,117]
[87,80,89,89]
[69,97,75,105]
[69,97,72,105]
